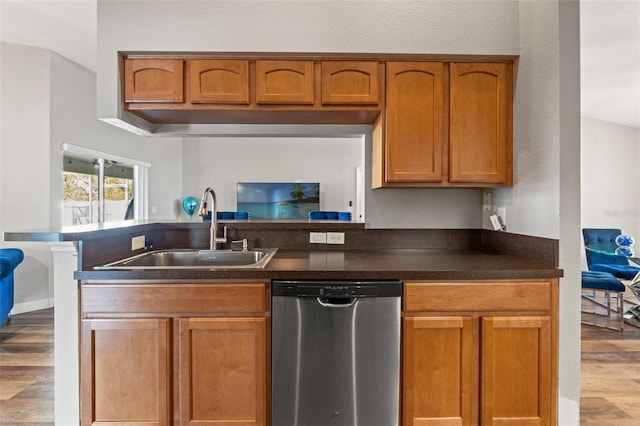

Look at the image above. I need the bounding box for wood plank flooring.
[0,309,53,425]
[580,290,640,426]
[0,307,638,425]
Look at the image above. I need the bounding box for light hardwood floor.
[0,307,638,425]
[580,290,640,426]
[0,308,54,425]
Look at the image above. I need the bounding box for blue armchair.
[583,228,640,280]
[0,248,24,326]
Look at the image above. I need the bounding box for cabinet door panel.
[481,316,551,426]
[179,317,266,426]
[256,60,314,104]
[403,316,474,426]
[385,62,444,183]
[81,318,171,426]
[321,61,380,105]
[124,59,184,103]
[190,60,249,104]
[449,62,512,184]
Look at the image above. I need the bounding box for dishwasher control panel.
[272,280,402,298]
[300,285,378,297]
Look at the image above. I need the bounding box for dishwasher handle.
[316,296,357,307]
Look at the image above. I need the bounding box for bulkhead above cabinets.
[119,52,517,188]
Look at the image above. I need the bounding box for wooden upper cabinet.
[321,61,380,105]
[189,59,250,104]
[256,60,314,105]
[124,58,184,103]
[449,62,513,185]
[120,55,514,186]
[385,62,444,183]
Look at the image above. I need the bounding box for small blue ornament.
[615,234,635,247]
[615,246,635,258]
[182,197,198,220]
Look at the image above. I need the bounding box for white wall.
[182,137,363,218]
[557,2,582,424]
[494,2,563,239]
[581,117,640,259]
[48,50,184,222]
[0,42,184,312]
[0,43,52,311]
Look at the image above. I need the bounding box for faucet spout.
[200,187,227,250]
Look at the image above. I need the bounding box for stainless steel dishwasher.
[272,280,402,426]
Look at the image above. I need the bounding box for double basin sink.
[94,248,278,270]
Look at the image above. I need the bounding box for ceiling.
[1,0,638,129]
[0,0,96,71]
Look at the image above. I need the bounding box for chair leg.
[582,292,620,313]
[617,291,624,331]
[581,289,624,332]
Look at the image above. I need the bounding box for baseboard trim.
[11,298,54,315]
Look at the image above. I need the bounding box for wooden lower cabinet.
[403,316,474,426]
[80,282,269,426]
[481,316,551,426]
[81,318,172,426]
[402,280,557,426]
[179,317,267,426]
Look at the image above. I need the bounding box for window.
[62,144,150,225]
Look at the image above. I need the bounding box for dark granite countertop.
[5,220,562,282]
[75,248,562,281]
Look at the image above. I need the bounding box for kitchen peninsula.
[5,220,562,425]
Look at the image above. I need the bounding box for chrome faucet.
[200,187,227,250]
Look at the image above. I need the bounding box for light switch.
[310,232,327,244]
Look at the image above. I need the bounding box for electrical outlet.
[482,191,492,212]
[309,232,327,244]
[131,235,145,250]
[327,232,345,245]
[482,190,494,230]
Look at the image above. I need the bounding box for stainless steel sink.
[94,248,278,270]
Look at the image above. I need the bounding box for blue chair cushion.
[0,258,12,280]
[582,271,626,292]
[589,264,640,281]
[0,248,24,279]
